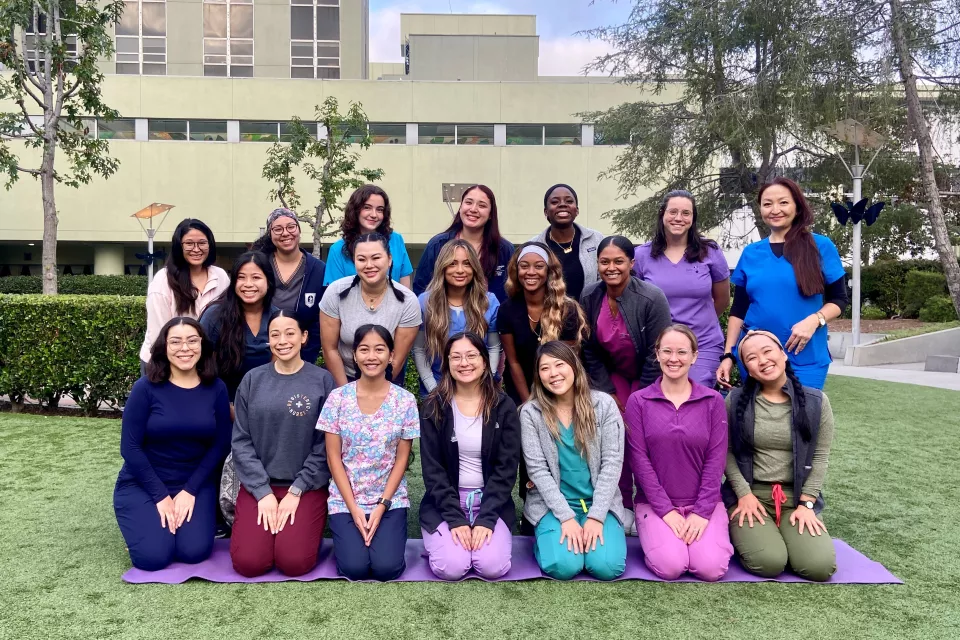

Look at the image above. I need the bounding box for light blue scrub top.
[417,290,500,384]
[323,231,414,285]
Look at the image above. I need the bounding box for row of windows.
[53,120,627,146]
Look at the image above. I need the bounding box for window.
[506,125,543,145]
[188,120,228,142]
[290,0,340,79]
[419,124,492,145]
[593,124,630,146]
[149,119,187,141]
[204,0,253,78]
[116,1,166,75]
[25,11,77,73]
[545,124,581,146]
[147,120,227,141]
[369,123,405,144]
[98,118,137,140]
[239,121,319,142]
[60,118,97,138]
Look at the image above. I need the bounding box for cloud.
[537,36,616,76]
[465,2,512,13]
[369,2,425,63]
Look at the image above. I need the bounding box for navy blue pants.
[329,507,408,581]
[114,480,217,571]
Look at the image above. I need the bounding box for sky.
[368,0,632,75]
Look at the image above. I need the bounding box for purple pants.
[611,372,643,509]
[421,488,512,580]
[636,502,733,581]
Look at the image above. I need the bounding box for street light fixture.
[131,203,175,281]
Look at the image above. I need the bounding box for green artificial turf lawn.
[1,376,959,640]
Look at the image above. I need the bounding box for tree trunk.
[889,0,960,318]
[312,203,324,259]
[40,150,59,295]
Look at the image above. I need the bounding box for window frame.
[147,119,229,142]
[116,0,167,76]
[290,0,341,80]
[419,124,494,146]
[203,0,255,78]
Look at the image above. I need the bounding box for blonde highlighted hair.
[505,242,588,346]
[424,239,490,363]
[528,340,597,456]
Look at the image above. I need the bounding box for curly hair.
[505,242,588,346]
[423,240,489,363]
[339,185,393,260]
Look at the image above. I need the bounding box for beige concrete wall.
[407,35,538,82]
[166,0,203,76]
[400,14,536,54]
[369,62,405,78]
[340,0,367,80]
[253,0,290,78]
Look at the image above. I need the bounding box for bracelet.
[720,352,737,363]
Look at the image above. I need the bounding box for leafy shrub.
[857,259,942,316]
[919,296,959,323]
[0,295,145,413]
[0,275,147,296]
[904,271,948,319]
[860,305,888,320]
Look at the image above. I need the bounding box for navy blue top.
[117,377,233,503]
[200,303,279,400]
[413,231,515,303]
[272,249,326,364]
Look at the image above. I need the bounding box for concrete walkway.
[829,362,960,391]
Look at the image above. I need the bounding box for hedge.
[904,271,948,319]
[0,295,145,414]
[919,296,959,323]
[0,275,148,296]
[856,259,943,317]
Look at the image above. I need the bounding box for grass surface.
[881,321,960,341]
[1,377,959,640]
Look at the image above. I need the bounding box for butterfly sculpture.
[830,199,885,226]
[135,249,168,265]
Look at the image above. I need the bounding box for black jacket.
[579,276,673,394]
[418,392,521,533]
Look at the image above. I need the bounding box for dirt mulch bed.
[828,319,926,332]
[0,400,121,419]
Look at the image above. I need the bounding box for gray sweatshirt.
[520,390,625,526]
[232,362,335,501]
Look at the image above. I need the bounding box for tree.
[579,0,877,241]
[0,0,124,294]
[261,97,384,258]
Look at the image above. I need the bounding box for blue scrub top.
[323,231,414,285]
[731,234,845,368]
[417,290,499,384]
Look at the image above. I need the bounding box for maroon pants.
[230,485,328,577]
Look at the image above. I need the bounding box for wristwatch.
[816,312,827,327]
[287,485,303,497]
[376,497,392,510]
[799,499,815,510]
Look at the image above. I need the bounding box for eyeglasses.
[270,224,299,236]
[449,352,481,365]
[167,337,202,350]
[665,209,693,219]
[657,348,693,359]
[182,241,209,251]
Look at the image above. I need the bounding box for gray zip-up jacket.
[520,390,625,526]
[530,223,605,289]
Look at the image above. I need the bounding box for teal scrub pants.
[534,511,627,581]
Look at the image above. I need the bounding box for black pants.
[329,508,408,581]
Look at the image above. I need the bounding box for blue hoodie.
[413,231,515,303]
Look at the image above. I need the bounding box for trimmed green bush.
[0,275,147,296]
[919,296,959,323]
[0,295,145,413]
[857,259,942,316]
[904,271,948,319]
[860,305,888,320]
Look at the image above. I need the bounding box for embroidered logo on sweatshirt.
[305,293,316,308]
[287,393,312,417]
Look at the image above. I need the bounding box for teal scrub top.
[323,231,414,285]
[731,234,845,368]
[557,422,593,511]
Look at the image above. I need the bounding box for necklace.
[363,286,387,310]
[549,230,574,254]
[528,313,542,342]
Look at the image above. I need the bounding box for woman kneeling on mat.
[520,341,627,581]
[229,310,335,578]
[115,318,231,571]
[318,325,420,581]
[724,330,836,581]
[624,324,732,581]
[420,332,521,580]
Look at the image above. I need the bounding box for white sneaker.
[623,509,638,536]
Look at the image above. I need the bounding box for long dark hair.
[208,252,276,381]
[338,232,406,303]
[146,317,218,384]
[650,190,719,263]
[758,177,824,296]
[732,361,812,457]
[340,185,393,259]
[444,184,503,276]
[427,331,498,424]
[166,219,218,315]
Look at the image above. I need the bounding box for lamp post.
[131,203,175,281]
[819,120,886,346]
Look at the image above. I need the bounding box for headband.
[266,208,300,229]
[518,245,550,263]
[736,329,785,358]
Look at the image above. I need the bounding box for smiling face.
[545,187,579,229]
[517,252,548,293]
[598,244,634,288]
[448,337,485,385]
[235,261,268,307]
[538,354,575,398]
[268,315,306,362]
[662,196,694,241]
[180,228,210,267]
[165,323,202,373]
[656,330,698,381]
[353,240,391,286]
[444,247,475,289]
[359,194,386,233]
[269,215,301,254]
[740,334,788,384]
[458,188,491,231]
[354,330,392,379]
[759,184,798,234]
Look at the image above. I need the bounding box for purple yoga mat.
[122,537,902,585]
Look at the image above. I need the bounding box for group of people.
[114,176,843,583]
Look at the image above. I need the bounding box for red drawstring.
[771,483,788,527]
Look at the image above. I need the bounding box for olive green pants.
[728,483,837,582]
